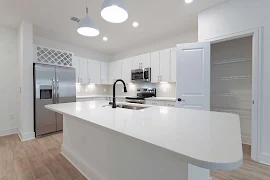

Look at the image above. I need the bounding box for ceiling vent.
[71,17,80,23]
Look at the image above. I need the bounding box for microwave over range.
[131,68,151,83]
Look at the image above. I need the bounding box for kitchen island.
[46,101,243,180]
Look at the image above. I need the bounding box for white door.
[176,42,210,110]
[159,49,170,82]
[79,57,88,84]
[150,51,160,83]
[88,59,101,84]
[101,62,109,84]
[122,58,132,83]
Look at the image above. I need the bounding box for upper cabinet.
[150,49,171,83]
[122,58,132,83]
[150,51,160,83]
[159,49,171,82]
[79,57,88,84]
[73,56,80,83]
[88,59,101,84]
[132,53,151,69]
[170,48,176,82]
[101,62,109,84]
[109,60,122,84]
[74,56,109,85]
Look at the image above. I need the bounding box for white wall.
[198,0,270,164]
[34,36,110,62]
[111,30,197,61]
[0,27,20,135]
[18,21,35,140]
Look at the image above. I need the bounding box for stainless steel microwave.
[131,68,151,83]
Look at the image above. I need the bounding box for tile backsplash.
[76,83,176,97]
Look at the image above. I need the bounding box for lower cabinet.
[165,102,176,107]
[145,100,166,106]
[145,100,176,107]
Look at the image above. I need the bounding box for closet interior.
[210,36,253,146]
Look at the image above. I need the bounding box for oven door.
[131,69,144,82]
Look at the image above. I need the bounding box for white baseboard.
[17,128,35,141]
[61,145,103,180]
[242,136,251,145]
[0,128,18,137]
[259,153,270,166]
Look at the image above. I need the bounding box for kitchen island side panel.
[61,114,209,180]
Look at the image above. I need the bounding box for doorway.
[210,36,253,153]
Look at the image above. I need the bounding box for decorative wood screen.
[35,45,73,67]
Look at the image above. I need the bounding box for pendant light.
[77,0,100,37]
[101,0,128,23]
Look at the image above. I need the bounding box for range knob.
[177,98,182,102]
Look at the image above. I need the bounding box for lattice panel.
[36,46,73,67]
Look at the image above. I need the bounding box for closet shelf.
[211,107,251,115]
[211,92,252,97]
[212,58,252,66]
[214,75,252,80]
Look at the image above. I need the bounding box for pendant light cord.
[85,0,88,14]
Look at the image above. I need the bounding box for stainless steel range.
[126,88,156,104]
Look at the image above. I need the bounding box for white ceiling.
[0,0,228,55]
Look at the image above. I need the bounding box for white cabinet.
[150,51,160,83]
[101,62,109,84]
[165,101,176,107]
[73,56,81,83]
[150,49,171,83]
[132,54,151,69]
[159,49,171,82]
[170,48,176,82]
[88,60,101,84]
[122,58,132,83]
[109,60,122,84]
[145,100,166,106]
[74,57,88,84]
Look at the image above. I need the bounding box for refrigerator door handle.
[52,78,56,104]
[56,79,59,103]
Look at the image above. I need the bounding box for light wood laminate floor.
[0,133,85,180]
[0,134,270,180]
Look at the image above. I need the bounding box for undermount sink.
[117,104,148,110]
[102,104,149,110]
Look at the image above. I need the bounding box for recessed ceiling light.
[185,0,194,4]
[133,22,139,27]
[103,37,108,41]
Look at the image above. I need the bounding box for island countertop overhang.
[45,100,243,171]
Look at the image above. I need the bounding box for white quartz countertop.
[46,101,243,171]
[76,95,176,101]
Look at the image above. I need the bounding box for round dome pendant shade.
[101,0,128,23]
[77,16,100,37]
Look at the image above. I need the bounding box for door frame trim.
[204,27,263,162]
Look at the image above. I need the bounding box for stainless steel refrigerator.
[34,63,76,137]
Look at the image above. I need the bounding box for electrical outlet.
[104,89,107,92]
[85,89,88,92]
[81,135,85,144]
[163,88,167,92]
[1,88,5,93]
[9,114,15,120]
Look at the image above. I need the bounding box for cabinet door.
[79,57,88,84]
[73,56,80,83]
[159,49,171,82]
[132,56,142,69]
[109,60,122,84]
[166,101,176,107]
[170,48,176,82]
[145,100,166,106]
[150,51,160,83]
[101,62,109,84]
[141,53,151,68]
[88,59,101,84]
[122,58,132,83]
